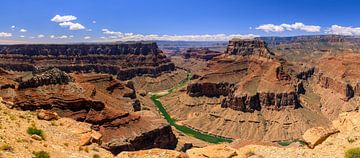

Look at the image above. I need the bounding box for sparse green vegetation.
[50,121,57,126]
[278,139,306,146]
[32,150,50,158]
[27,126,45,140]
[93,154,101,158]
[345,147,360,158]
[150,72,233,144]
[0,144,13,152]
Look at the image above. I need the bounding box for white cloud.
[256,24,284,32]
[51,15,77,23]
[86,29,92,32]
[58,35,68,39]
[20,35,25,38]
[92,20,96,24]
[101,29,258,41]
[0,32,12,37]
[325,25,360,36]
[11,25,16,29]
[256,22,321,33]
[20,29,27,33]
[84,36,91,39]
[37,34,45,38]
[49,35,70,39]
[59,21,85,30]
[51,14,85,31]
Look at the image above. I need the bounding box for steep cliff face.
[18,68,73,89]
[0,42,175,80]
[187,82,234,97]
[317,72,354,101]
[221,92,301,112]
[225,39,274,58]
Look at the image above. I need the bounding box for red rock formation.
[221,92,301,112]
[0,70,177,155]
[0,42,175,80]
[317,73,354,100]
[225,39,274,58]
[181,48,222,61]
[187,39,305,112]
[187,82,234,97]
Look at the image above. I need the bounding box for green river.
[150,73,233,144]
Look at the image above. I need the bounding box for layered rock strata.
[181,48,222,61]
[225,39,274,58]
[0,42,175,80]
[0,69,177,155]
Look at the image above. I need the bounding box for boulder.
[186,144,240,158]
[302,127,339,148]
[37,109,60,121]
[79,130,102,146]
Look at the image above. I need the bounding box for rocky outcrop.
[0,42,175,80]
[225,39,274,58]
[181,48,222,61]
[18,68,73,89]
[317,73,355,100]
[187,82,234,97]
[102,122,177,155]
[296,67,315,80]
[302,127,339,149]
[221,92,301,112]
[1,71,177,155]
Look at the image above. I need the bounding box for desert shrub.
[93,154,101,158]
[32,150,50,158]
[345,147,360,158]
[0,144,13,152]
[27,126,45,140]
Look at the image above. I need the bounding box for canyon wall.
[0,42,175,80]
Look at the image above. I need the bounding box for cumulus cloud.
[325,25,360,36]
[256,22,321,33]
[11,25,15,29]
[84,36,91,39]
[92,20,96,24]
[59,21,85,30]
[51,15,77,23]
[51,15,85,31]
[20,35,25,38]
[37,34,45,38]
[20,29,27,33]
[0,32,12,37]
[101,29,258,41]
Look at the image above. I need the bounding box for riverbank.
[150,73,233,144]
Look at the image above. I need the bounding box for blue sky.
[0,0,359,42]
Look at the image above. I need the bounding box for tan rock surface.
[0,97,113,158]
[186,144,240,158]
[302,127,339,148]
[117,148,186,158]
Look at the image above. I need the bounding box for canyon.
[1,36,360,157]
